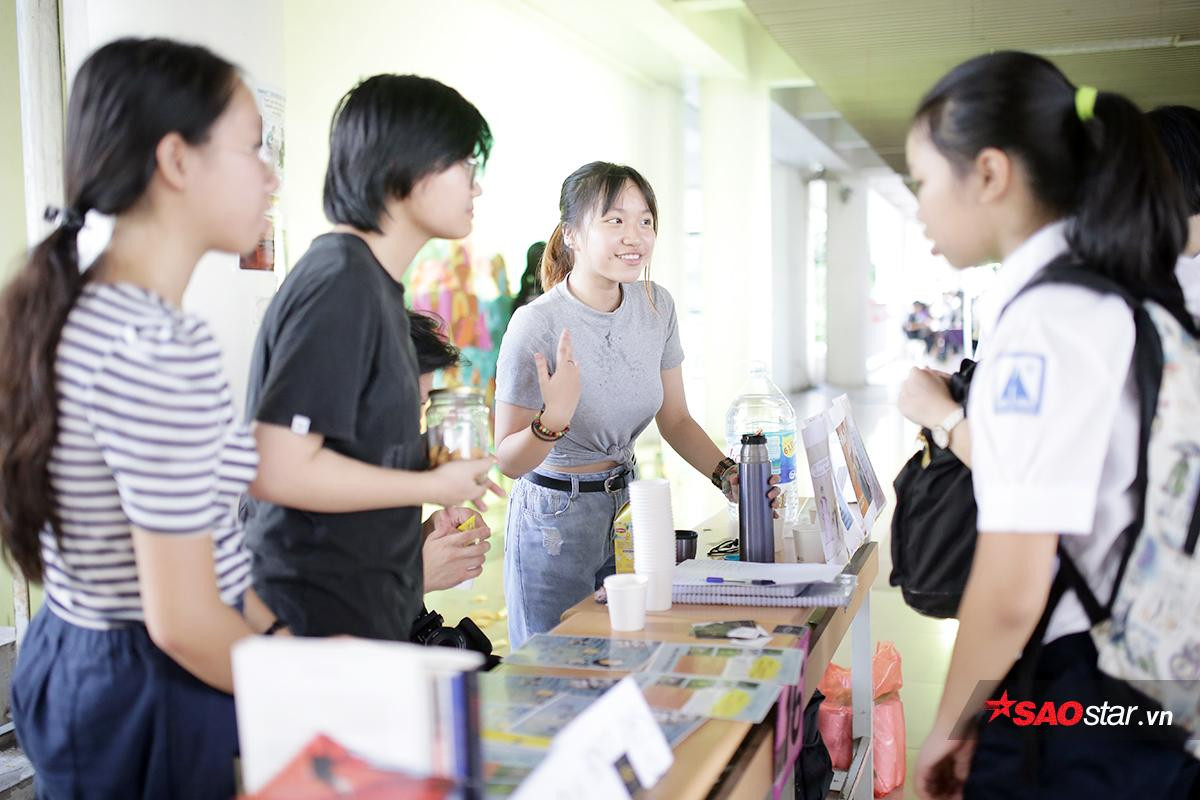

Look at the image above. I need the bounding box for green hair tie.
[1075,85,1098,122]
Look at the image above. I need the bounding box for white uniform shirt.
[970,221,1139,644]
[1177,252,1200,321]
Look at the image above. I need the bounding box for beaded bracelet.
[711,456,737,489]
[531,409,569,442]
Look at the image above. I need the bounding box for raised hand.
[534,328,581,431]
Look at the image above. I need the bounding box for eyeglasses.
[463,157,480,187]
[211,141,274,167]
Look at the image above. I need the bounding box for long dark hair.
[1147,105,1200,216]
[913,51,1188,309]
[541,162,659,292]
[0,38,238,582]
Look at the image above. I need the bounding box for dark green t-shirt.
[243,233,425,640]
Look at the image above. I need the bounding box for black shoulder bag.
[888,358,977,618]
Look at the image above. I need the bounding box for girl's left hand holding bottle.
[723,469,783,517]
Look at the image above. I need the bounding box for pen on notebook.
[705,577,776,585]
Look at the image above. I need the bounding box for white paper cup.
[604,573,648,631]
[640,568,673,612]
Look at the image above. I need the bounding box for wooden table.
[504,510,879,800]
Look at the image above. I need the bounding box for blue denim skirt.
[11,607,239,799]
[504,465,632,651]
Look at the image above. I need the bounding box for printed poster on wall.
[240,84,285,272]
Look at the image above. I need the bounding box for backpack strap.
[1002,256,1165,622]
[1009,556,1072,782]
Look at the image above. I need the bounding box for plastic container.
[725,362,799,524]
[604,574,648,631]
[425,387,490,466]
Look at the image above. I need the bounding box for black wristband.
[263,618,287,636]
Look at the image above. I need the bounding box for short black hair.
[408,310,461,374]
[1147,105,1200,216]
[323,74,492,232]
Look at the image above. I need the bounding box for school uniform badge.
[994,353,1045,414]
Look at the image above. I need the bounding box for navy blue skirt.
[11,607,239,799]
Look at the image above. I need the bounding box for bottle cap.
[741,433,767,445]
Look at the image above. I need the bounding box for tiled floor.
[426,354,955,797]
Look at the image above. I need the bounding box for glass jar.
[425,386,490,466]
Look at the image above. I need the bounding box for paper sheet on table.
[648,642,804,685]
[503,635,663,672]
[673,558,842,587]
[634,672,783,723]
[232,636,481,793]
[512,677,672,799]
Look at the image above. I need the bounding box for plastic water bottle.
[737,433,774,563]
[725,362,799,524]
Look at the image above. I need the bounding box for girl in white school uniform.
[896,52,1199,798]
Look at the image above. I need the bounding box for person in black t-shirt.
[243,75,504,640]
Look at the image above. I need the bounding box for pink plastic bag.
[815,642,908,795]
[872,695,906,797]
[873,641,902,699]
[817,700,853,770]
[817,662,853,706]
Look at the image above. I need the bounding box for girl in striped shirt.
[0,38,281,798]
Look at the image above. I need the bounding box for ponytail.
[914,51,1189,306]
[1069,92,1188,309]
[0,218,90,582]
[0,37,240,583]
[540,223,573,290]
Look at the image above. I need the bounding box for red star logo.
[984,690,1015,722]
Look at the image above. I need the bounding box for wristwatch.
[931,406,965,449]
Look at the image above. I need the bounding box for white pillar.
[825,175,869,388]
[698,76,772,436]
[771,161,809,392]
[14,0,63,645]
[16,0,63,248]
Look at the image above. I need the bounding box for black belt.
[527,468,631,494]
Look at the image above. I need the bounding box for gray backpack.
[1022,264,1200,756]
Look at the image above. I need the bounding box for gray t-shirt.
[496,278,684,469]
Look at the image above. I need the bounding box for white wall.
[696,76,772,435]
[282,0,686,301]
[825,175,870,387]
[61,0,286,418]
[771,160,809,392]
[0,3,26,280]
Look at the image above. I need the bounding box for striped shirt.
[43,282,257,629]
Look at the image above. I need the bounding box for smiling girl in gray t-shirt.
[495,162,772,649]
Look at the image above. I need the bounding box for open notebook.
[671,559,856,606]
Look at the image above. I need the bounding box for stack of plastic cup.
[629,478,675,611]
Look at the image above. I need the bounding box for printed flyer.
[647,644,804,685]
